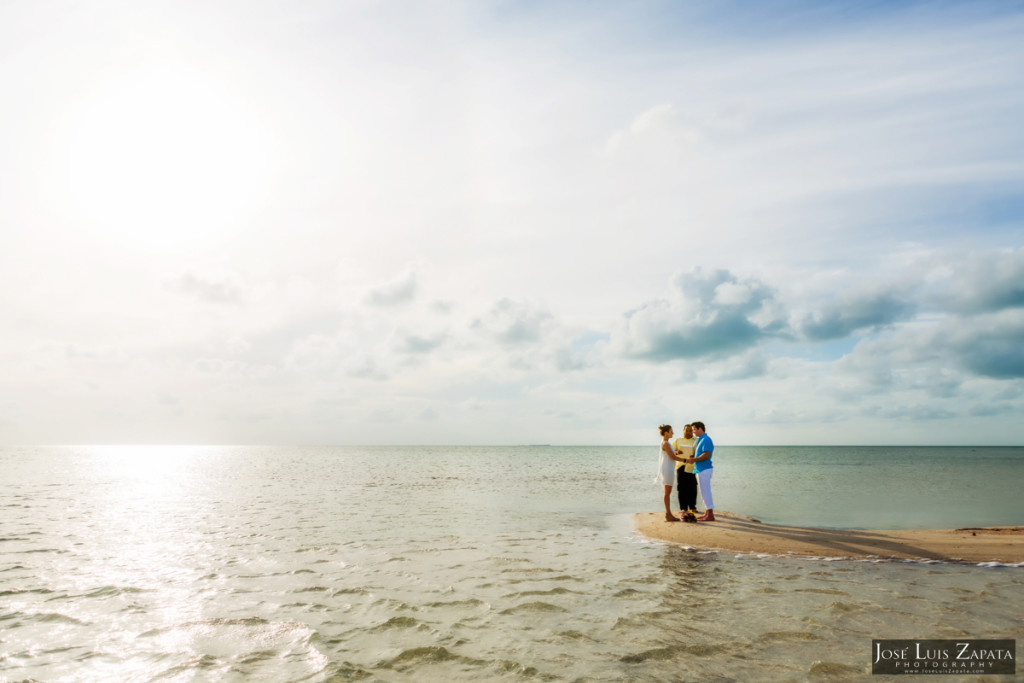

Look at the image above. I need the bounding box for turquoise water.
[1,445,1021,681]
[703,446,1024,530]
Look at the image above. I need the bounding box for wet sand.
[634,511,1024,563]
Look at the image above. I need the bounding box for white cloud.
[398,332,447,355]
[613,268,786,362]
[799,289,916,341]
[166,269,245,304]
[364,272,418,307]
[926,247,1024,314]
[470,299,553,347]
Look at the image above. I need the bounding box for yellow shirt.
[673,437,696,473]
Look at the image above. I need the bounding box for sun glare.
[87,444,207,481]
[53,63,275,247]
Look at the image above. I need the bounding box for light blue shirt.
[694,434,713,473]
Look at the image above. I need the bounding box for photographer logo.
[872,639,1015,675]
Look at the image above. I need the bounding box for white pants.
[696,469,714,510]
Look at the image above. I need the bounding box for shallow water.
[1,445,1021,681]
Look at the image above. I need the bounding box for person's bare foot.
[697,511,715,521]
[665,514,680,522]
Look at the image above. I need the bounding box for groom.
[688,421,715,521]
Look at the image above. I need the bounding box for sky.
[1,0,1023,446]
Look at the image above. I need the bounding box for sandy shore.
[634,511,1024,564]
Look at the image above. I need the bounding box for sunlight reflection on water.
[1,445,1021,681]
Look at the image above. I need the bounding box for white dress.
[656,441,676,485]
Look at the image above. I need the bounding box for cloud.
[829,304,1024,399]
[399,332,447,354]
[949,312,1024,379]
[166,269,243,304]
[470,299,553,346]
[554,347,588,372]
[800,290,916,341]
[284,333,338,367]
[614,268,785,362]
[365,272,417,307]
[869,403,957,422]
[347,357,388,381]
[970,401,1020,418]
[717,351,770,380]
[604,103,705,155]
[430,300,455,314]
[929,248,1024,314]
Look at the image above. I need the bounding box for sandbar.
[634,511,1024,564]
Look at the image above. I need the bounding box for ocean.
[2,445,1021,681]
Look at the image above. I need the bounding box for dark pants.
[677,470,697,511]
